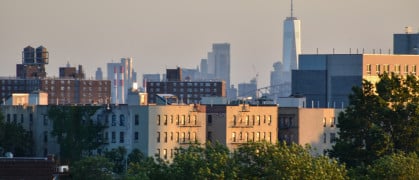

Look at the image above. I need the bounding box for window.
[404,64,409,75]
[171,132,173,141]
[164,115,167,125]
[112,132,116,143]
[43,115,48,126]
[366,64,371,75]
[119,115,125,126]
[111,115,116,126]
[20,114,24,124]
[413,65,417,75]
[135,115,139,125]
[383,64,390,72]
[268,115,272,125]
[233,115,237,126]
[269,132,272,143]
[323,133,327,143]
[256,132,260,142]
[330,133,336,143]
[12,114,16,124]
[6,114,10,123]
[171,149,174,158]
[44,131,48,143]
[163,149,167,159]
[207,114,212,125]
[134,132,139,141]
[164,132,167,143]
[176,132,180,142]
[232,132,236,142]
[157,115,161,125]
[330,118,334,127]
[182,132,186,142]
[323,117,326,127]
[157,132,160,143]
[207,131,212,142]
[180,115,185,125]
[257,116,260,125]
[156,149,160,157]
[395,64,401,74]
[120,132,124,143]
[376,64,381,74]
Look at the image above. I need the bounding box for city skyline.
[0,0,418,88]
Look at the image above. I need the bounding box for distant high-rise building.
[282,0,301,72]
[95,67,103,80]
[213,43,231,87]
[238,78,258,99]
[394,27,419,55]
[277,0,301,97]
[107,57,137,104]
[200,59,208,79]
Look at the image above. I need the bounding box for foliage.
[0,111,33,156]
[330,73,419,168]
[48,105,105,163]
[234,142,347,180]
[123,142,347,179]
[169,142,237,179]
[71,156,114,180]
[366,152,419,179]
[104,146,127,174]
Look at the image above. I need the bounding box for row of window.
[149,82,218,87]
[279,116,295,128]
[156,148,177,160]
[366,64,418,75]
[157,131,197,143]
[148,88,218,93]
[231,114,272,126]
[231,131,272,143]
[323,117,336,127]
[157,114,198,126]
[44,80,108,86]
[5,113,35,125]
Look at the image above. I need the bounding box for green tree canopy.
[48,105,105,163]
[71,156,114,180]
[367,152,419,179]
[0,111,33,156]
[330,73,419,168]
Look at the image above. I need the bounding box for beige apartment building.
[206,104,278,151]
[132,104,207,161]
[279,107,343,155]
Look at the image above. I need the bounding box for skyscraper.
[279,0,301,97]
[213,43,231,88]
[107,57,137,104]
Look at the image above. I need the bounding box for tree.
[170,142,237,179]
[104,146,127,174]
[330,73,419,168]
[234,142,347,180]
[71,156,114,180]
[367,152,419,179]
[48,105,105,163]
[0,111,33,156]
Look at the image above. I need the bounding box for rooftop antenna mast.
[291,0,294,17]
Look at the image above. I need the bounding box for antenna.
[291,0,294,17]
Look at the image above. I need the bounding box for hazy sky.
[1,0,418,88]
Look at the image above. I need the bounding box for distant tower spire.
[291,0,294,17]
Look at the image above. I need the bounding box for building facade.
[292,54,419,108]
[206,104,278,151]
[279,107,341,155]
[394,30,419,55]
